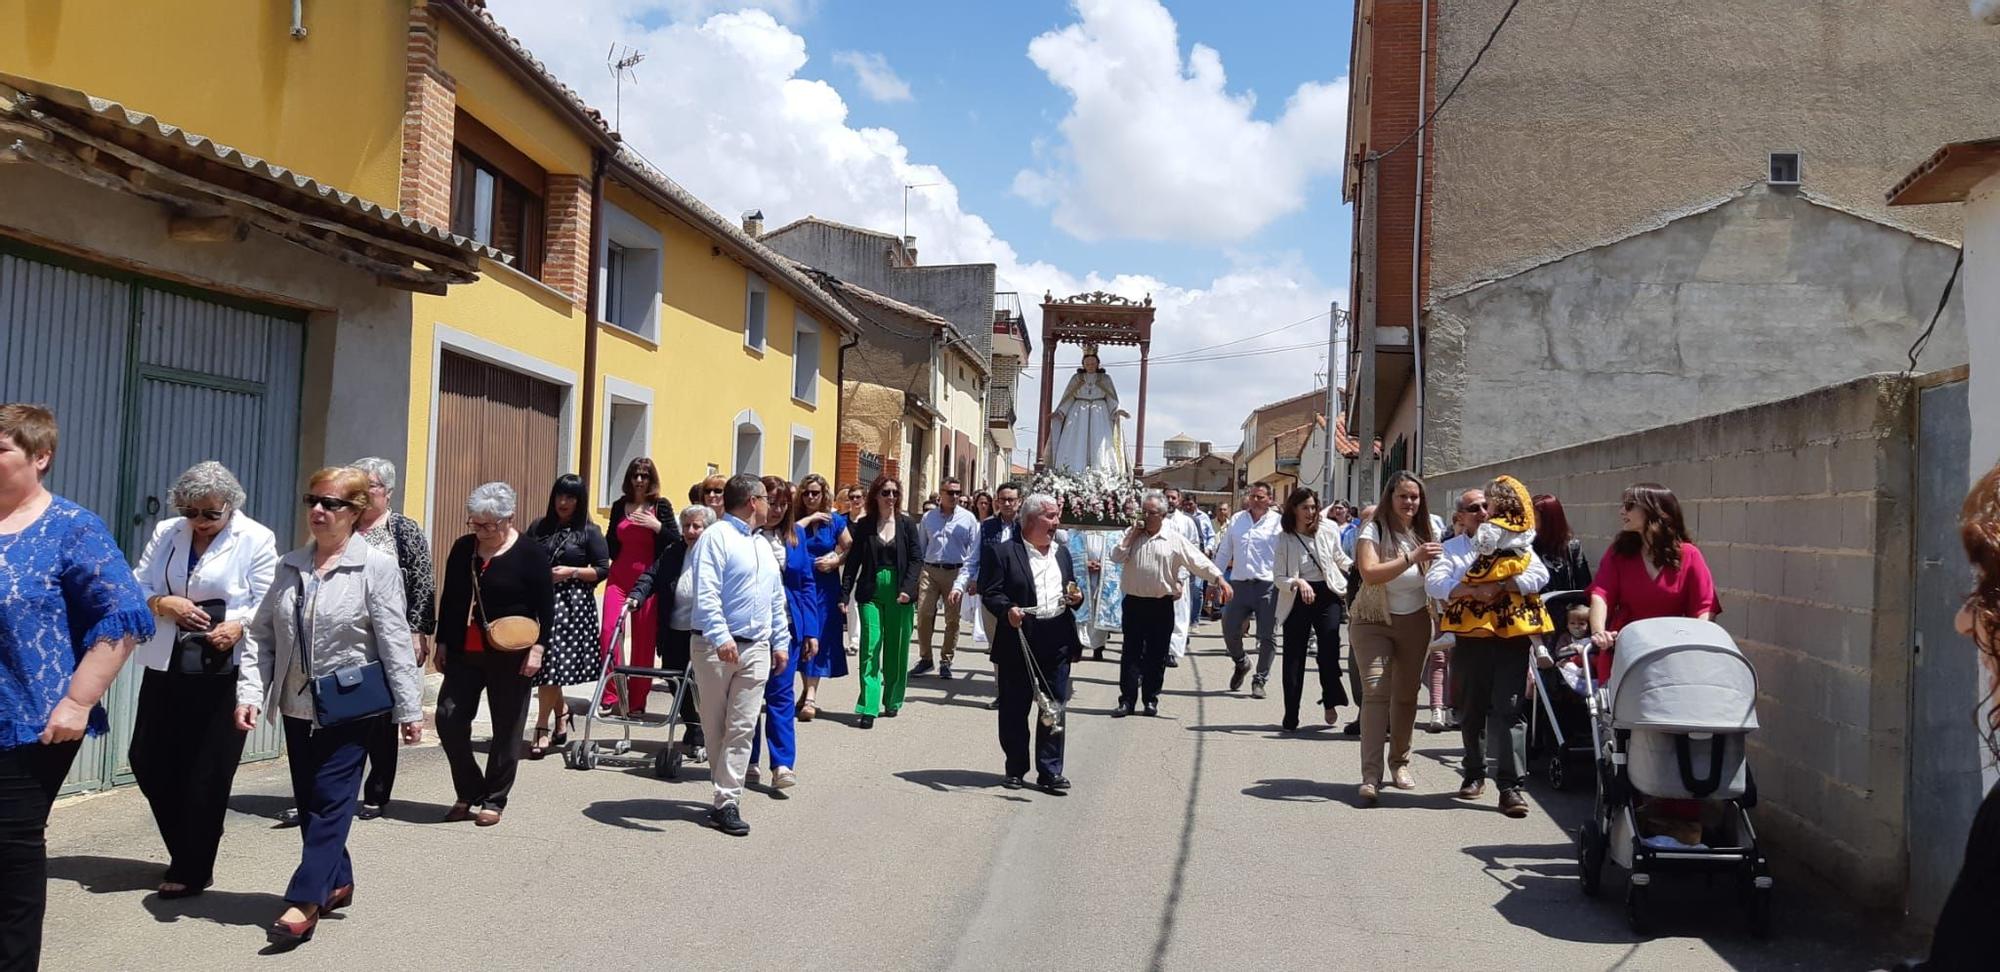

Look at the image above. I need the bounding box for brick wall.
[1432,373,1919,908]
[1357,0,1437,330]
[400,6,456,228]
[836,441,862,490]
[542,174,592,303]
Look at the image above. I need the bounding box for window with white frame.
[600,380,652,506]
[733,409,764,475]
[790,425,813,482]
[793,311,820,404]
[744,276,769,351]
[596,201,663,340]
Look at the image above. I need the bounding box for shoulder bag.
[296,564,393,727]
[1347,525,1403,625]
[471,550,540,652]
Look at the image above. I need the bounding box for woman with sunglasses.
[1586,483,1719,683]
[0,405,153,968]
[700,474,728,516]
[131,461,278,898]
[526,474,609,758]
[238,467,424,946]
[788,474,852,721]
[600,458,678,716]
[841,477,922,727]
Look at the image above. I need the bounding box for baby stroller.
[1528,591,1594,791]
[564,610,698,780]
[1575,616,1773,936]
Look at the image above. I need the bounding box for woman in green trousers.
[841,476,922,728]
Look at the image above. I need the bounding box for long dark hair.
[1612,482,1688,570]
[1531,493,1573,559]
[864,476,903,524]
[1372,470,1435,543]
[971,490,995,521]
[621,456,659,505]
[1961,464,2000,754]
[1280,487,1321,537]
[535,473,590,534]
[761,475,798,543]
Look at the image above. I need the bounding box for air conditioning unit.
[1768,152,1802,187]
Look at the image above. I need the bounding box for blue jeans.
[1187,580,1206,627]
[1220,578,1278,681]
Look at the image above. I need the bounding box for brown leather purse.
[470,557,539,652]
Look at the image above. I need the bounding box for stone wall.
[1432,373,1918,908]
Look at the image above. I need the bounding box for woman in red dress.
[599,458,677,715]
[1585,482,1719,682]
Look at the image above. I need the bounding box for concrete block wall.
[1431,372,1917,908]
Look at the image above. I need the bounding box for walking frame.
[563,608,700,779]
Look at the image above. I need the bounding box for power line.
[1092,309,1329,370]
[1365,0,1523,167]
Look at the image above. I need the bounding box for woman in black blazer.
[840,477,922,726]
[433,483,556,827]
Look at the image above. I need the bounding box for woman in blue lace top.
[0,404,153,969]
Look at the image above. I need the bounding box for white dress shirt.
[1212,508,1283,582]
[1111,528,1224,598]
[1423,533,1551,601]
[691,513,790,651]
[132,513,280,671]
[1025,540,1067,619]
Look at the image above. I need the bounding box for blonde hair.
[0,403,58,469]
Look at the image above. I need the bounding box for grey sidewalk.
[42,630,1911,971]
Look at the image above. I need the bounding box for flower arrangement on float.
[1027,467,1149,530]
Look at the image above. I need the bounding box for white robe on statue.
[1046,369,1129,476]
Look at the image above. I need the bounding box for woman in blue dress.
[793,473,852,722]
[0,404,154,969]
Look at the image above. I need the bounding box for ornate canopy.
[1037,291,1156,474]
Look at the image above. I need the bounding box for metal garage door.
[431,350,562,587]
[0,241,304,792]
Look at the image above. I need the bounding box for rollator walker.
[563,608,699,780]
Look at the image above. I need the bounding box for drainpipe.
[579,149,606,497]
[836,319,858,485]
[1410,0,1430,473]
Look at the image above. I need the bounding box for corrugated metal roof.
[0,71,500,266]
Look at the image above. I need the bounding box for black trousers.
[360,715,398,807]
[1118,595,1177,706]
[1280,583,1350,729]
[436,652,533,810]
[657,628,704,742]
[993,615,1072,781]
[282,716,371,906]
[129,668,246,887]
[1454,635,1532,789]
[0,739,79,972]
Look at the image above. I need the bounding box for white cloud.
[660,0,815,24]
[1015,0,1349,244]
[831,50,914,103]
[482,1,1342,459]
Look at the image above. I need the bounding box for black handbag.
[294,567,393,727]
[171,598,232,675]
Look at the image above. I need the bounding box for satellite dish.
[1299,429,1328,493]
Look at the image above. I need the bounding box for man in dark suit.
[954,483,1021,709]
[978,491,1083,793]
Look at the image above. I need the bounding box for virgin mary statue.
[1045,347,1129,476]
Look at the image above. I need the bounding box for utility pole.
[1356,171,1380,501]
[1324,300,1340,499]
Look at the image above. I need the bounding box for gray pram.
[1575,616,1773,936]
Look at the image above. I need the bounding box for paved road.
[45,629,1910,971]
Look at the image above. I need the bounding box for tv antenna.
[607,44,646,131]
[903,182,940,245]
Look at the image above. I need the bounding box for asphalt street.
[43,628,1911,971]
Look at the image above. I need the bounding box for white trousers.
[692,640,771,808]
[1169,573,1193,658]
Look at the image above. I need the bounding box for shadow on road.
[895,768,1012,793]
[1146,648,1209,971]
[581,797,713,832]
[47,854,159,894]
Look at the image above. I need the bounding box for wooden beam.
[167,214,244,242]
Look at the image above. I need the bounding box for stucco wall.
[1431,373,1920,909]
[1426,189,1966,470]
[1428,0,1995,295]
[1966,174,2000,477]
[761,222,996,365]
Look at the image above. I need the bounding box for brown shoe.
[474,808,502,827]
[1499,789,1530,818]
[1456,779,1486,800]
[443,802,473,823]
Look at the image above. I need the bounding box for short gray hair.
[168,461,246,510]
[351,456,398,492]
[1021,493,1059,519]
[679,504,716,530]
[1141,491,1169,514]
[467,481,517,520]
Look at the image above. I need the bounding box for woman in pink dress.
[1586,482,1720,683]
[599,458,677,715]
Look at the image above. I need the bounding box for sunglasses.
[803,489,825,497]
[880,491,901,499]
[632,473,652,482]
[303,494,356,512]
[1459,502,1487,513]
[178,507,228,522]
[945,489,962,495]
[705,488,725,496]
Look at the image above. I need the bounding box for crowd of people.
[5,397,2000,967]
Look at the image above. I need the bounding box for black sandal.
[550,714,572,748]
[528,727,551,760]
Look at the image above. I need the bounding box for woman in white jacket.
[131,461,278,899]
[1274,488,1352,734]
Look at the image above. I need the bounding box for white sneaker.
[746,765,761,785]
[773,767,797,789]
[1534,644,1555,669]
[1427,707,1447,733]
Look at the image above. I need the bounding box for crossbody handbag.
[295,563,393,727]
[164,536,233,675]
[470,550,539,652]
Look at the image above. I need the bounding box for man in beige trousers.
[689,474,789,837]
[911,477,979,681]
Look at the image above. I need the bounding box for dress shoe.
[1324,705,1340,726]
[355,802,383,821]
[443,803,473,823]
[323,884,354,912]
[939,664,954,680]
[1281,719,1299,734]
[1229,658,1251,692]
[1358,782,1380,805]
[474,808,502,827]
[857,715,875,729]
[274,807,301,829]
[267,908,318,946]
[157,880,212,900]
[1457,779,1487,800]
[1038,775,1072,794]
[1499,788,1531,818]
[707,803,751,837]
[1143,701,1159,717]
[1342,721,1361,737]
[1163,655,1180,668]
[883,707,900,718]
[1111,701,1133,718]
[909,659,935,677]
[1392,767,1417,790]
[1250,679,1267,700]
[1002,775,1026,790]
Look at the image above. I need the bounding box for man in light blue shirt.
[689,474,789,837]
[913,477,980,680]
